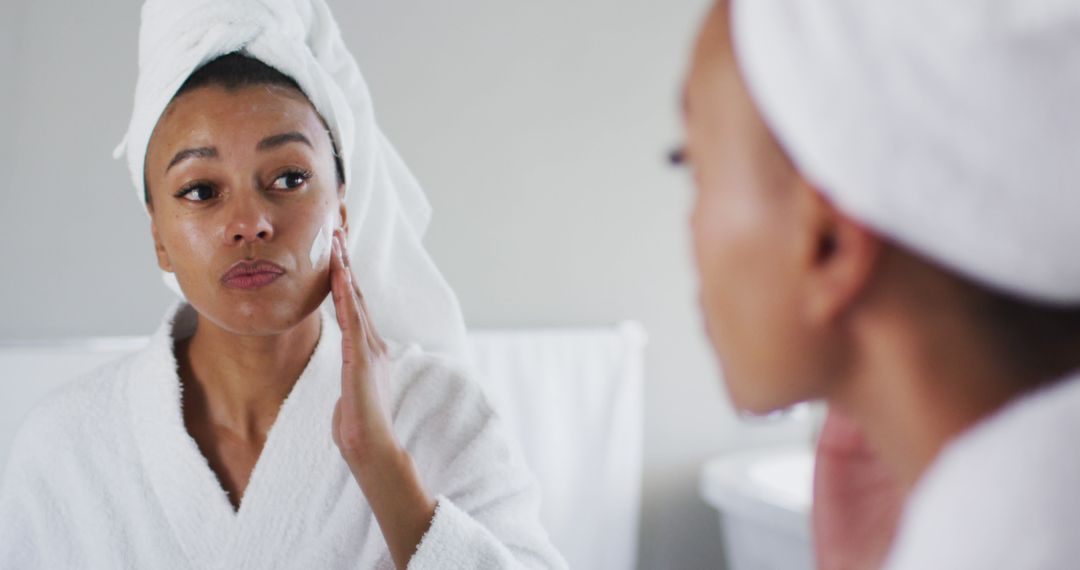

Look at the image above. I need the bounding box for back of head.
[728,0,1080,384]
[731,0,1080,305]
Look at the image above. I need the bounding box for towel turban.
[731,0,1080,304]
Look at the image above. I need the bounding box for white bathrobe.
[0,301,567,570]
[884,371,1080,569]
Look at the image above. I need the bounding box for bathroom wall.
[0,1,811,568]
[1,3,20,206]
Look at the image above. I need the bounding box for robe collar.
[126,299,347,569]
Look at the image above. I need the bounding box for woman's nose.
[225,193,275,244]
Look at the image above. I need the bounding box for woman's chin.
[190,290,323,337]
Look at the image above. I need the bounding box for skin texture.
[145,84,433,569]
[681,2,1045,568]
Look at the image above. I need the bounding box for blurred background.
[0,1,815,567]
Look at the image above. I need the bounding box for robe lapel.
[127,301,237,569]
[223,302,348,569]
[127,301,346,569]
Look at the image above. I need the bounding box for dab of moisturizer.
[309,223,333,268]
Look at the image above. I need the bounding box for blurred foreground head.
[682,0,1080,413]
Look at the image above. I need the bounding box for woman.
[677,1,1080,568]
[0,1,565,569]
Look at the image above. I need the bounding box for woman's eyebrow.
[166,147,217,174]
[257,131,313,152]
[163,132,312,175]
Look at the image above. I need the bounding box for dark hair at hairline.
[965,281,1080,389]
[143,51,346,203]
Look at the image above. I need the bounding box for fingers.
[329,229,387,358]
[328,231,403,473]
[330,229,366,361]
[335,230,386,353]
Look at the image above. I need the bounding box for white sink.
[700,446,815,570]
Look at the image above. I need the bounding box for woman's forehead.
[151,84,326,155]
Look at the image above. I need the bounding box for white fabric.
[468,323,647,570]
[112,0,469,365]
[883,371,1080,569]
[731,0,1080,304]
[0,301,567,569]
[0,339,148,470]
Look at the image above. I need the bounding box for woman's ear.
[337,190,348,237]
[799,181,882,325]
[150,219,174,273]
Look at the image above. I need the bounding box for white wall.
[0,1,811,568]
[0,3,14,173]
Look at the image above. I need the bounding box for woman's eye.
[272,170,311,191]
[178,184,215,202]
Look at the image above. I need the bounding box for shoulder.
[383,344,542,502]
[8,353,137,467]
[384,343,516,461]
[886,373,1080,569]
[386,343,494,421]
[12,302,185,452]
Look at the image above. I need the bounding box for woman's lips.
[221,259,286,290]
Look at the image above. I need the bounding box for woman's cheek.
[307,219,335,270]
[166,220,216,280]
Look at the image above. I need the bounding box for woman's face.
[144,84,346,336]
[682,2,838,414]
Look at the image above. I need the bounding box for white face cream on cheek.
[308,223,333,268]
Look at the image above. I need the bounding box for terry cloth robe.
[0,300,568,570]
[884,371,1080,569]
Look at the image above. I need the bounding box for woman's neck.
[829,305,1038,491]
[176,309,322,441]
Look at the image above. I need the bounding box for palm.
[812,410,904,570]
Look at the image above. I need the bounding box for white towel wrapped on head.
[731,0,1080,304]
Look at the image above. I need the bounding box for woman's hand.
[329,228,437,570]
[328,226,395,467]
[812,409,905,570]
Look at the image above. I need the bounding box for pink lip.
[222,260,285,290]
